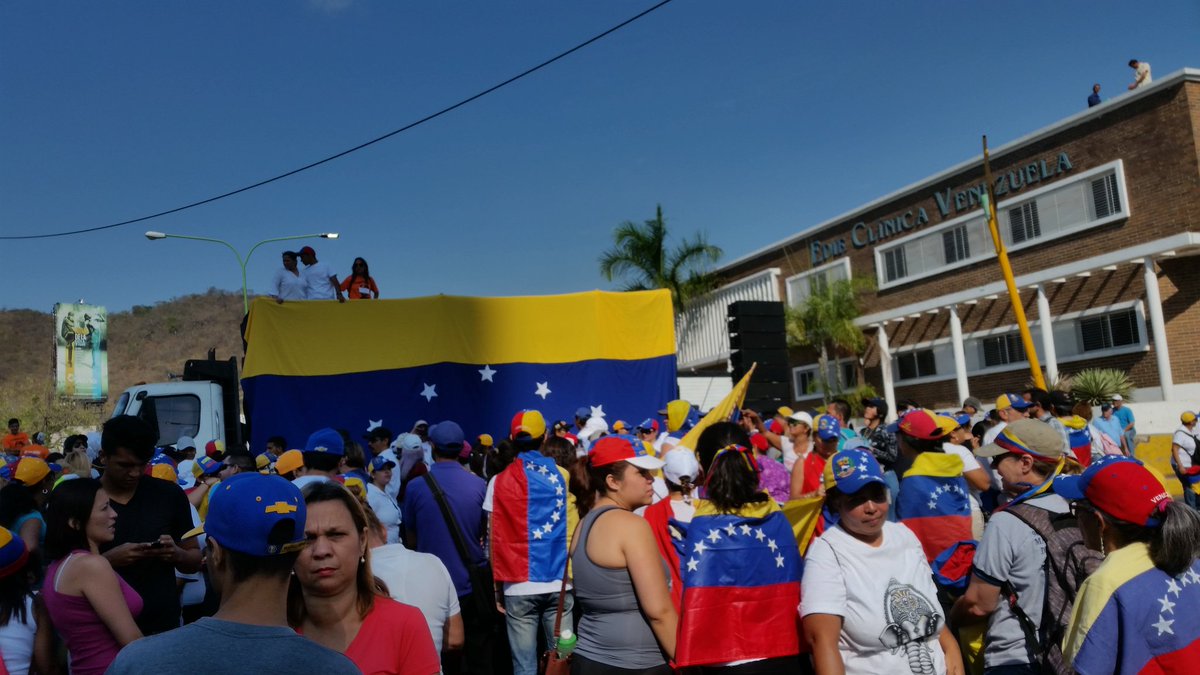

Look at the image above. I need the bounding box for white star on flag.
[536,464,549,474]
[707,529,722,543]
[420,383,437,402]
[927,500,938,510]
[724,524,737,537]
[555,499,564,508]
[687,558,699,572]
[1167,579,1182,597]
[1158,595,1176,614]
[693,541,707,555]
[740,524,752,536]
[367,419,382,432]
[542,523,553,534]
[533,529,543,539]
[547,474,559,484]
[775,554,785,568]
[555,486,563,495]
[590,405,605,418]
[754,529,765,542]
[767,538,778,552]
[535,382,551,399]
[478,365,497,382]
[1153,616,1175,636]
[551,510,561,522]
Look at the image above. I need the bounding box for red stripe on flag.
[1139,637,1200,675]
[902,516,972,563]
[490,460,531,582]
[676,582,801,666]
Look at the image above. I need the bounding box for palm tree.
[785,277,873,403]
[598,205,722,311]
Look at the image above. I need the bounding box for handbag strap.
[422,472,477,570]
[552,510,583,636]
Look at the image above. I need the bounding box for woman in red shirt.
[289,482,439,675]
[340,257,380,299]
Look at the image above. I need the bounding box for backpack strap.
[996,504,1057,663]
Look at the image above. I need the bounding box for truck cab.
[110,352,243,449]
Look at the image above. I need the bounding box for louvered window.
[1009,201,1041,244]
[1080,309,1140,352]
[942,225,970,264]
[883,248,908,282]
[982,333,1026,367]
[896,349,936,380]
[1091,174,1121,219]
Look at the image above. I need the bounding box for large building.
[676,68,1200,431]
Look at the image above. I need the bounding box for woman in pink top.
[42,478,143,675]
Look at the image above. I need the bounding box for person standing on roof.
[297,246,344,302]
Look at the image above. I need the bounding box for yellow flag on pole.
[676,364,756,453]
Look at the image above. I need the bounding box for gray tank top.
[571,506,669,669]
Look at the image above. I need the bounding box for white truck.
[109,350,244,450]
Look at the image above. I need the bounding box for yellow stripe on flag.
[676,364,756,453]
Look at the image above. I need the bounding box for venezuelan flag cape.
[675,499,803,667]
[1065,543,1200,674]
[490,451,572,583]
[896,453,972,562]
[241,291,676,451]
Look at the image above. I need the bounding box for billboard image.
[54,303,108,401]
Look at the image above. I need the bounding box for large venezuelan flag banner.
[241,290,677,452]
[896,453,972,562]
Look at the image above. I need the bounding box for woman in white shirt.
[366,456,402,544]
[802,448,963,675]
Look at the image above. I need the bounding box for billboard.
[54,303,108,401]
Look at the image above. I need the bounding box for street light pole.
[145,231,339,313]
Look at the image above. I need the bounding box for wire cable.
[1,0,677,241]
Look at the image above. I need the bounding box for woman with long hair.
[1059,456,1200,673]
[339,257,379,300]
[289,481,439,674]
[41,478,142,675]
[802,448,963,675]
[567,435,675,674]
[675,422,804,673]
[0,458,56,558]
[0,526,55,675]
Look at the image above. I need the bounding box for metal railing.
[675,268,781,370]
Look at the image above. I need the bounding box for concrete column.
[876,324,898,422]
[1143,259,1174,401]
[948,305,970,406]
[1035,284,1059,384]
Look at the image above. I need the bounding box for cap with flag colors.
[888,409,955,440]
[184,473,306,556]
[194,456,223,476]
[815,414,841,441]
[589,435,664,470]
[240,291,677,454]
[823,448,886,494]
[0,527,29,580]
[1054,456,1170,527]
[976,418,1067,462]
[510,410,546,440]
[996,393,1033,411]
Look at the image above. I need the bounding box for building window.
[883,248,908,282]
[841,361,856,387]
[896,349,936,381]
[793,369,817,397]
[1080,309,1140,352]
[1091,174,1121,219]
[786,259,850,307]
[1008,201,1041,244]
[981,333,1026,367]
[942,225,970,264]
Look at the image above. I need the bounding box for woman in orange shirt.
[340,257,379,299]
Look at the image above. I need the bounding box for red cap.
[589,436,664,470]
[1054,457,1171,527]
[298,246,316,256]
[895,409,956,441]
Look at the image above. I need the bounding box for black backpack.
[999,503,1103,674]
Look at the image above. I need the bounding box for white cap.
[662,449,700,485]
[1111,394,1123,402]
[176,435,197,451]
[787,410,814,427]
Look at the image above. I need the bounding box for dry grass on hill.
[0,289,244,439]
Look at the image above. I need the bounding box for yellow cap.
[1183,411,1197,424]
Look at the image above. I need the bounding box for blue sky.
[2,1,1196,312]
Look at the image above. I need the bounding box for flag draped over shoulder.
[241,291,676,450]
[675,499,802,667]
[1065,544,1200,674]
[491,451,570,583]
[896,452,972,562]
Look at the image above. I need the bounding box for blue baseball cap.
[822,448,886,494]
[184,473,307,556]
[574,406,592,420]
[429,421,465,452]
[816,414,841,441]
[370,455,396,473]
[304,428,345,457]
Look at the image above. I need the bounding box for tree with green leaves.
[785,276,874,403]
[598,205,722,312]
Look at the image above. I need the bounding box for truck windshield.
[111,391,130,419]
[136,394,201,446]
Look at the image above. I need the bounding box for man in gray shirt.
[108,473,358,674]
[951,419,1071,672]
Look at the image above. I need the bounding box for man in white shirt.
[291,427,343,491]
[1127,59,1152,90]
[271,251,307,303]
[297,246,344,302]
[368,519,463,657]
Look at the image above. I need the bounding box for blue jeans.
[505,591,574,675]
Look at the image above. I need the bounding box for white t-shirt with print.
[801,521,948,675]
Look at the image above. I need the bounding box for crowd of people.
[0,385,1196,675]
[270,246,381,303]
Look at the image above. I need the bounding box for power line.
[2,0,677,241]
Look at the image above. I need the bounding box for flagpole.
[981,135,1047,390]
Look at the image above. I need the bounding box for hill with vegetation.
[0,289,244,442]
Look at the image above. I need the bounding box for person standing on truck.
[297,246,344,302]
[271,251,308,304]
[99,416,203,635]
